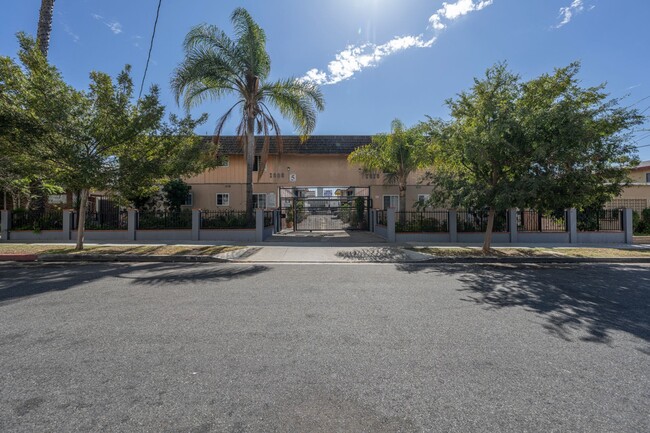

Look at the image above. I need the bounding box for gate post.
[128,209,137,241]
[387,208,396,243]
[0,210,9,242]
[62,209,72,241]
[568,208,578,244]
[624,208,633,244]
[509,209,518,244]
[192,209,200,241]
[448,210,457,243]
[255,209,264,242]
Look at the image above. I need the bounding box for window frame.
[646,173,650,183]
[253,193,267,209]
[216,193,230,207]
[382,195,399,210]
[184,192,193,207]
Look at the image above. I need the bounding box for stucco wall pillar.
[0,210,9,242]
[387,208,396,243]
[448,210,458,243]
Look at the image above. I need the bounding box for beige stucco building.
[184,136,650,213]
[184,136,433,212]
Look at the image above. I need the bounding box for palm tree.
[36,0,56,57]
[348,119,431,224]
[171,8,324,223]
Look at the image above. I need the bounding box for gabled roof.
[207,135,373,155]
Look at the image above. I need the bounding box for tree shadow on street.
[395,263,650,345]
[0,263,269,305]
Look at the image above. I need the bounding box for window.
[383,195,399,210]
[253,155,264,172]
[48,194,67,204]
[417,194,430,207]
[217,155,229,167]
[646,173,650,183]
[216,193,230,206]
[253,193,267,209]
[184,193,193,207]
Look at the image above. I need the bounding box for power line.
[138,0,163,99]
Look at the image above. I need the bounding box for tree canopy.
[424,62,643,251]
[0,34,215,249]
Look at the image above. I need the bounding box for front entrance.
[280,187,371,232]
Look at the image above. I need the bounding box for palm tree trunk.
[245,118,255,226]
[398,183,407,226]
[482,207,495,254]
[75,188,88,250]
[36,0,55,57]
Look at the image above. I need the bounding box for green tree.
[162,179,192,212]
[348,119,431,223]
[425,62,643,252]
[1,35,212,250]
[171,8,324,224]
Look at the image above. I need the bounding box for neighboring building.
[183,136,434,211]
[607,161,650,212]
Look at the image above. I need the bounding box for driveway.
[0,262,648,432]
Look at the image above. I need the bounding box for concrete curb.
[0,254,38,262]
[37,254,229,263]
[415,256,650,264]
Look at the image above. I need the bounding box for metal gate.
[280,188,371,231]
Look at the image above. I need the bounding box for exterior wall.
[185,153,431,211]
[136,230,192,241]
[72,230,131,241]
[199,229,256,242]
[577,232,625,244]
[396,233,451,243]
[457,233,511,243]
[517,232,570,244]
[628,168,650,184]
[9,230,66,241]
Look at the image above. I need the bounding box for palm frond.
[260,78,324,139]
[230,8,270,79]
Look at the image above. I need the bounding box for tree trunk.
[482,207,495,254]
[245,119,255,227]
[75,188,88,250]
[36,0,55,57]
[398,183,407,226]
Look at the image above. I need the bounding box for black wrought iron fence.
[396,211,449,233]
[577,209,623,232]
[457,209,509,232]
[201,210,251,229]
[74,210,128,230]
[11,209,63,231]
[376,210,387,226]
[138,210,192,230]
[517,210,567,232]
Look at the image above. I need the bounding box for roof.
[633,160,650,170]
[207,135,373,155]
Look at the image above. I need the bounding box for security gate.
[280,188,371,231]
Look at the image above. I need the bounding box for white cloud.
[64,25,79,43]
[429,0,494,29]
[92,13,122,35]
[106,21,122,34]
[555,0,585,28]
[302,0,493,86]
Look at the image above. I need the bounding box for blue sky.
[2,0,650,158]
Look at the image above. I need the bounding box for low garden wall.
[0,209,280,244]
[369,208,633,244]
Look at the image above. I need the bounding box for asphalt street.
[0,261,648,432]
